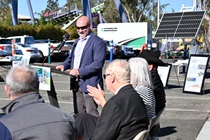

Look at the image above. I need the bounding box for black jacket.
[150,69,166,114]
[91,84,149,140]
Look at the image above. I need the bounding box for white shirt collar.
[115,83,130,94]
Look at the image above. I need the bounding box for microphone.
[56,34,70,51]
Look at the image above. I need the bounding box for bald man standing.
[56,16,106,117]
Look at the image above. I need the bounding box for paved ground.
[0,59,210,140]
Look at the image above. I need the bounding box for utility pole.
[157,0,160,28]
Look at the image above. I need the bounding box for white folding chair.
[148,108,165,140]
[150,107,165,129]
[133,130,150,140]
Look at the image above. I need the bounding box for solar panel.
[154,11,206,39]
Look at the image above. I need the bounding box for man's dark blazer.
[62,32,106,92]
[91,84,149,140]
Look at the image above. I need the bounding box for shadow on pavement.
[182,89,210,95]
[202,89,210,94]
[158,126,177,137]
[165,85,182,89]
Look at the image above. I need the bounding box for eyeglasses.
[76,24,90,30]
[103,74,111,79]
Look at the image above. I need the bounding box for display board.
[31,65,51,91]
[12,55,30,67]
[158,64,172,88]
[183,55,209,93]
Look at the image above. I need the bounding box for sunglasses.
[76,24,90,30]
[103,74,111,79]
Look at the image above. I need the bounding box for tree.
[65,0,77,11]
[65,0,103,11]
[198,0,210,51]
[120,0,169,25]
[45,0,59,12]
[0,0,11,24]
[102,0,122,23]
[100,0,169,27]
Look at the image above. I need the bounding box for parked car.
[7,35,59,59]
[121,45,135,57]
[104,40,124,59]
[63,40,75,57]
[34,39,58,44]
[13,43,41,62]
[0,38,11,51]
[0,45,22,56]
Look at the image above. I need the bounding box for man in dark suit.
[75,59,149,140]
[56,16,106,117]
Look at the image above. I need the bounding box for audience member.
[0,65,76,140]
[138,50,166,139]
[56,16,106,117]
[129,57,156,118]
[75,59,149,140]
[138,50,166,113]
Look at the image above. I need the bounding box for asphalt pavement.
[0,59,210,140]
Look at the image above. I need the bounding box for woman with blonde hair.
[129,57,156,118]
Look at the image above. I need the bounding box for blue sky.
[18,0,194,18]
[161,0,193,12]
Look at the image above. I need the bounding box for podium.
[32,63,70,108]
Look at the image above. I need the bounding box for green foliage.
[65,25,79,40]
[0,0,11,24]
[0,24,67,41]
[102,0,121,23]
[0,12,12,26]
[45,0,59,12]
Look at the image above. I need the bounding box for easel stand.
[170,57,182,86]
[47,76,60,108]
[183,55,209,94]
[32,63,70,108]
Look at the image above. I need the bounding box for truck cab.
[7,35,35,44]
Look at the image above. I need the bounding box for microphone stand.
[42,34,70,66]
[42,43,62,66]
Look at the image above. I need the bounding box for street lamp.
[157,0,160,28]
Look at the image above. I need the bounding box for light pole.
[157,0,160,28]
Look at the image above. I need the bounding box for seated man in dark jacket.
[0,65,76,140]
[75,59,149,140]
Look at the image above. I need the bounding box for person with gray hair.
[5,65,39,97]
[0,65,76,140]
[129,57,156,118]
[74,59,149,140]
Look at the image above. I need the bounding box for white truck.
[7,35,61,59]
[97,22,153,55]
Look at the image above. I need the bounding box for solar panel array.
[154,11,205,39]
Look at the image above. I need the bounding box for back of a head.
[129,57,153,88]
[106,59,130,83]
[6,65,39,95]
[138,50,166,67]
